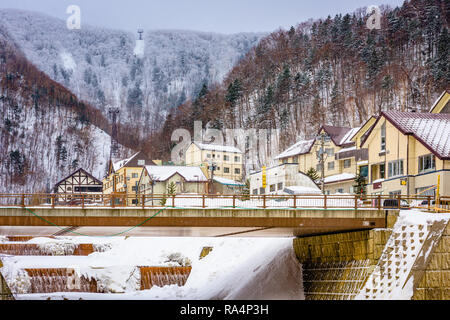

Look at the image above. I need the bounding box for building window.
[418,154,435,173]
[259,187,265,194]
[337,188,344,194]
[234,156,240,162]
[381,122,386,152]
[283,159,288,164]
[292,156,298,163]
[270,184,276,192]
[224,155,229,161]
[388,160,404,178]
[206,153,211,158]
[216,167,220,171]
[343,159,351,168]
[380,163,386,179]
[328,162,335,170]
[132,199,139,204]
[132,173,138,178]
[360,165,369,178]
[253,189,258,195]
[326,148,334,156]
[277,182,283,190]
[131,186,138,191]
[137,160,145,166]
[234,168,240,174]
[316,164,322,172]
[224,167,230,173]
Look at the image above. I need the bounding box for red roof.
[362,111,450,160]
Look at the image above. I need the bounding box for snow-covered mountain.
[0,26,131,194]
[0,9,265,137]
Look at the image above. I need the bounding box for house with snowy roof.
[275,125,364,194]
[102,151,156,205]
[361,111,450,197]
[137,165,208,202]
[185,142,244,183]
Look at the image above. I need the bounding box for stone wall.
[412,220,450,300]
[293,228,392,300]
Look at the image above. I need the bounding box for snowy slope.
[0,9,264,137]
[0,27,132,193]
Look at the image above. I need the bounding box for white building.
[249,163,320,195]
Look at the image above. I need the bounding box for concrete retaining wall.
[0,260,14,300]
[293,229,392,300]
[412,220,450,300]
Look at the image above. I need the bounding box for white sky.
[0,0,406,34]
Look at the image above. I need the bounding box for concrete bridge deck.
[0,207,392,237]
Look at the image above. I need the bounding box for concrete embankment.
[294,209,450,300]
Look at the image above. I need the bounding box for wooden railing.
[0,193,446,211]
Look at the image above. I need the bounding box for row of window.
[252,182,283,195]
[104,173,140,189]
[206,154,240,162]
[316,159,352,172]
[214,167,240,174]
[372,154,436,182]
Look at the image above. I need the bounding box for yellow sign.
[262,166,267,188]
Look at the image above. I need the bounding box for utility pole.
[316,132,329,194]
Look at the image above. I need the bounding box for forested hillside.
[152,0,449,172]
[0,27,131,193]
[0,9,264,139]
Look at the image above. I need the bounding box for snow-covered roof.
[339,127,360,145]
[144,165,208,182]
[382,111,450,159]
[283,185,321,195]
[275,139,314,160]
[193,142,242,153]
[213,176,245,186]
[336,146,356,154]
[113,152,140,172]
[324,173,356,184]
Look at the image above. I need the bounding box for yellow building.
[185,142,244,182]
[275,126,362,194]
[103,151,154,205]
[361,111,450,196]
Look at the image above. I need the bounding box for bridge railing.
[0,193,442,210]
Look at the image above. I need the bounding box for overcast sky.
[0,0,406,34]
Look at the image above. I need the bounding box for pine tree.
[353,171,367,198]
[167,181,177,195]
[306,167,320,182]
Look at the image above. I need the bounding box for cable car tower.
[108,107,120,161]
[137,29,144,40]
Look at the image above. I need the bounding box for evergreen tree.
[330,81,344,125]
[306,167,320,182]
[167,181,177,195]
[353,171,367,198]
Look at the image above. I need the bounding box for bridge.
[1,193,441,237]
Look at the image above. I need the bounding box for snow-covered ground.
[2,209,448,300]
[0,237,303,300]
